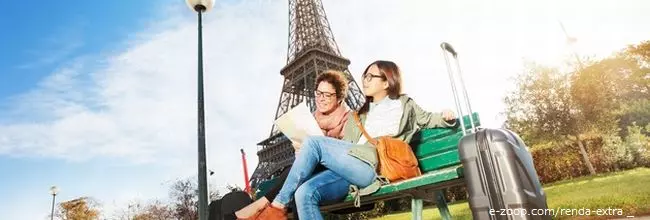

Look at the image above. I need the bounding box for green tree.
[617,41,650,135]
[570,57,627,133]
[504,62,598,174]
[504,39,650,175]
[618,98,650,136]
[623,122,650,166]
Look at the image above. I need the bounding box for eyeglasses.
[362,72,386,82]
[315,90,336,99]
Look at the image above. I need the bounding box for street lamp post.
[49,186,58,220]
[185,0,214,219]
[559,21,597,175]
[559,21,586,69]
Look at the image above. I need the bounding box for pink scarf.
[314,103,349,139]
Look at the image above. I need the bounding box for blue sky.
[1,0,648,219]
[0,1,185,219]
[0,0,224,218]
[1,0,158,98]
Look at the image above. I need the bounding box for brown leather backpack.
[353,112,422,182]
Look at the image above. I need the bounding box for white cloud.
[2,0,649,219]
[1,0,285,163]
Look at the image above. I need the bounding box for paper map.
[274,102,323,144]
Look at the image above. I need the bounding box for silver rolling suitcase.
[440,42,550,220]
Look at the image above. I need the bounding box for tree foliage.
[169,178,198,220]
[111,178,222,220]
[504,40,650,176]
[225,184,244,193]
[623,122,650,166]
[114,200,174,220]
[626,40,650,65]
[617,40,650,136]
[504,63,579,145]
[56,197,101,220]
[132,200,175,220]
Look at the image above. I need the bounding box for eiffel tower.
[250,0,365,188]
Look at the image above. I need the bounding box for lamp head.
[50,186,59,196]
[185,0,215,12]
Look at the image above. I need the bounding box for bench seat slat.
[342,165,464,202]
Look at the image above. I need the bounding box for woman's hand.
[442,109,456,121]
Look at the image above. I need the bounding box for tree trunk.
[575,134,597,175]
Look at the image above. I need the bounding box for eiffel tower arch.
[250,0,365,189]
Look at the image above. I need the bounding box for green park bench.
[256,113,480,220]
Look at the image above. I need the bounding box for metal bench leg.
[434,190,452,220]
[411,198,423,220]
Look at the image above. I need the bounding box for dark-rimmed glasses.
[362,72,386,82]
[315,90,336,99]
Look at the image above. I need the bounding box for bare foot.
[235,197,269,218]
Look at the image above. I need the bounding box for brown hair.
[316,70,349,100]
[359,60,403,114]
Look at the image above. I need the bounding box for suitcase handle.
[440,42,477,135]
[440,42,457,57]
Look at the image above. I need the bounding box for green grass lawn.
[373,167,650,220]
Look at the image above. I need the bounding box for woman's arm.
[410,99,457,129]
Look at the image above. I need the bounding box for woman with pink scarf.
[231,70,351,220]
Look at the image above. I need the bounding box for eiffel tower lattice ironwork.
[250,0,365,189]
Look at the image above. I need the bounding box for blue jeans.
[295,170,350,219]
[273,136,376,218]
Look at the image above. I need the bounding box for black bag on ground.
[209,199,223,220]
[216,191,252,220]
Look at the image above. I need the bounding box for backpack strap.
[352,111,378,145]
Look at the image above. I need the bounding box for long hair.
[358,60,403,114]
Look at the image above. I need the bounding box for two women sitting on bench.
[240,60,457,220]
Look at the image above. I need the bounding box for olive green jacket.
[341,95,457,206]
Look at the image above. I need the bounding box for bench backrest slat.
[410,113,480,173]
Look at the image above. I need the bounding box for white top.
[357,97,404,145]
